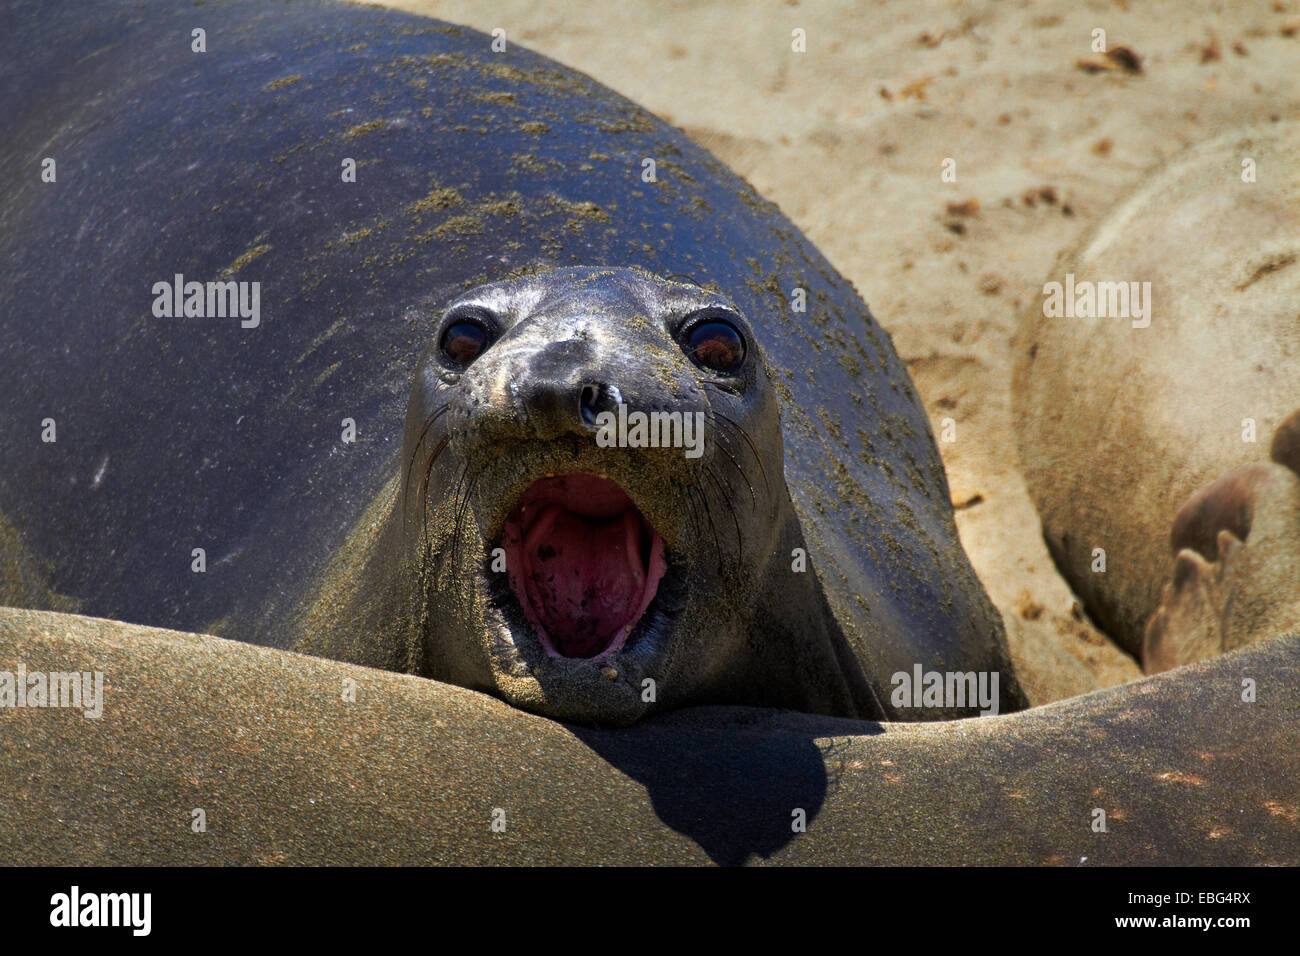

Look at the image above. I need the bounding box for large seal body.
[0,0,1021,722]
[1014,122,1300,668]
[3,607,1298,865]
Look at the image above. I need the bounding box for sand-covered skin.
[376,0,1300,696]
[1015,121,1300,668]
[2,606,1296,865]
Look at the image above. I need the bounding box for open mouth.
[500,474,668,659]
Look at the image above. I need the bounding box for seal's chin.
[500,474,668,659]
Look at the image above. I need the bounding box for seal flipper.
[1143,458,1300,673]
[1142,535,1235,674]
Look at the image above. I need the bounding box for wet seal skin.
[1014,121,1300,672]
[0,0,1024,726]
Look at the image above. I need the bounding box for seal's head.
[402,267,873,725]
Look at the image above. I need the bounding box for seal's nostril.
[580,384,601,428]
[580,382,623,429]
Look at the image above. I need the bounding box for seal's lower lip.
[499,474,667,659]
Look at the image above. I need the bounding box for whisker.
[448,463,476,579]
[433,461,470,581]
[454,473,480,572]
[406,403,450,482]
[400,398,452,504]
[703,463,743,553]
[403,402,451,529]
[710,422,756,510]
[690,483,724,575]
[418,434,451,546]
[681,483,702,533]
[700,385,771,499]
[716,413,769,499]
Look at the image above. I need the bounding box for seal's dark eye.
[683,320,745,373]
[440,321,489,365]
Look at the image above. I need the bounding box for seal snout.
[471,342,629,444]
[500,474,667,660]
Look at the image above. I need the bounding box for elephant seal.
[295,267,890,724]
[1013,121,1300,672]
[0,0,1024,723]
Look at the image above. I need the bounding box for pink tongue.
[521,506,646,658]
